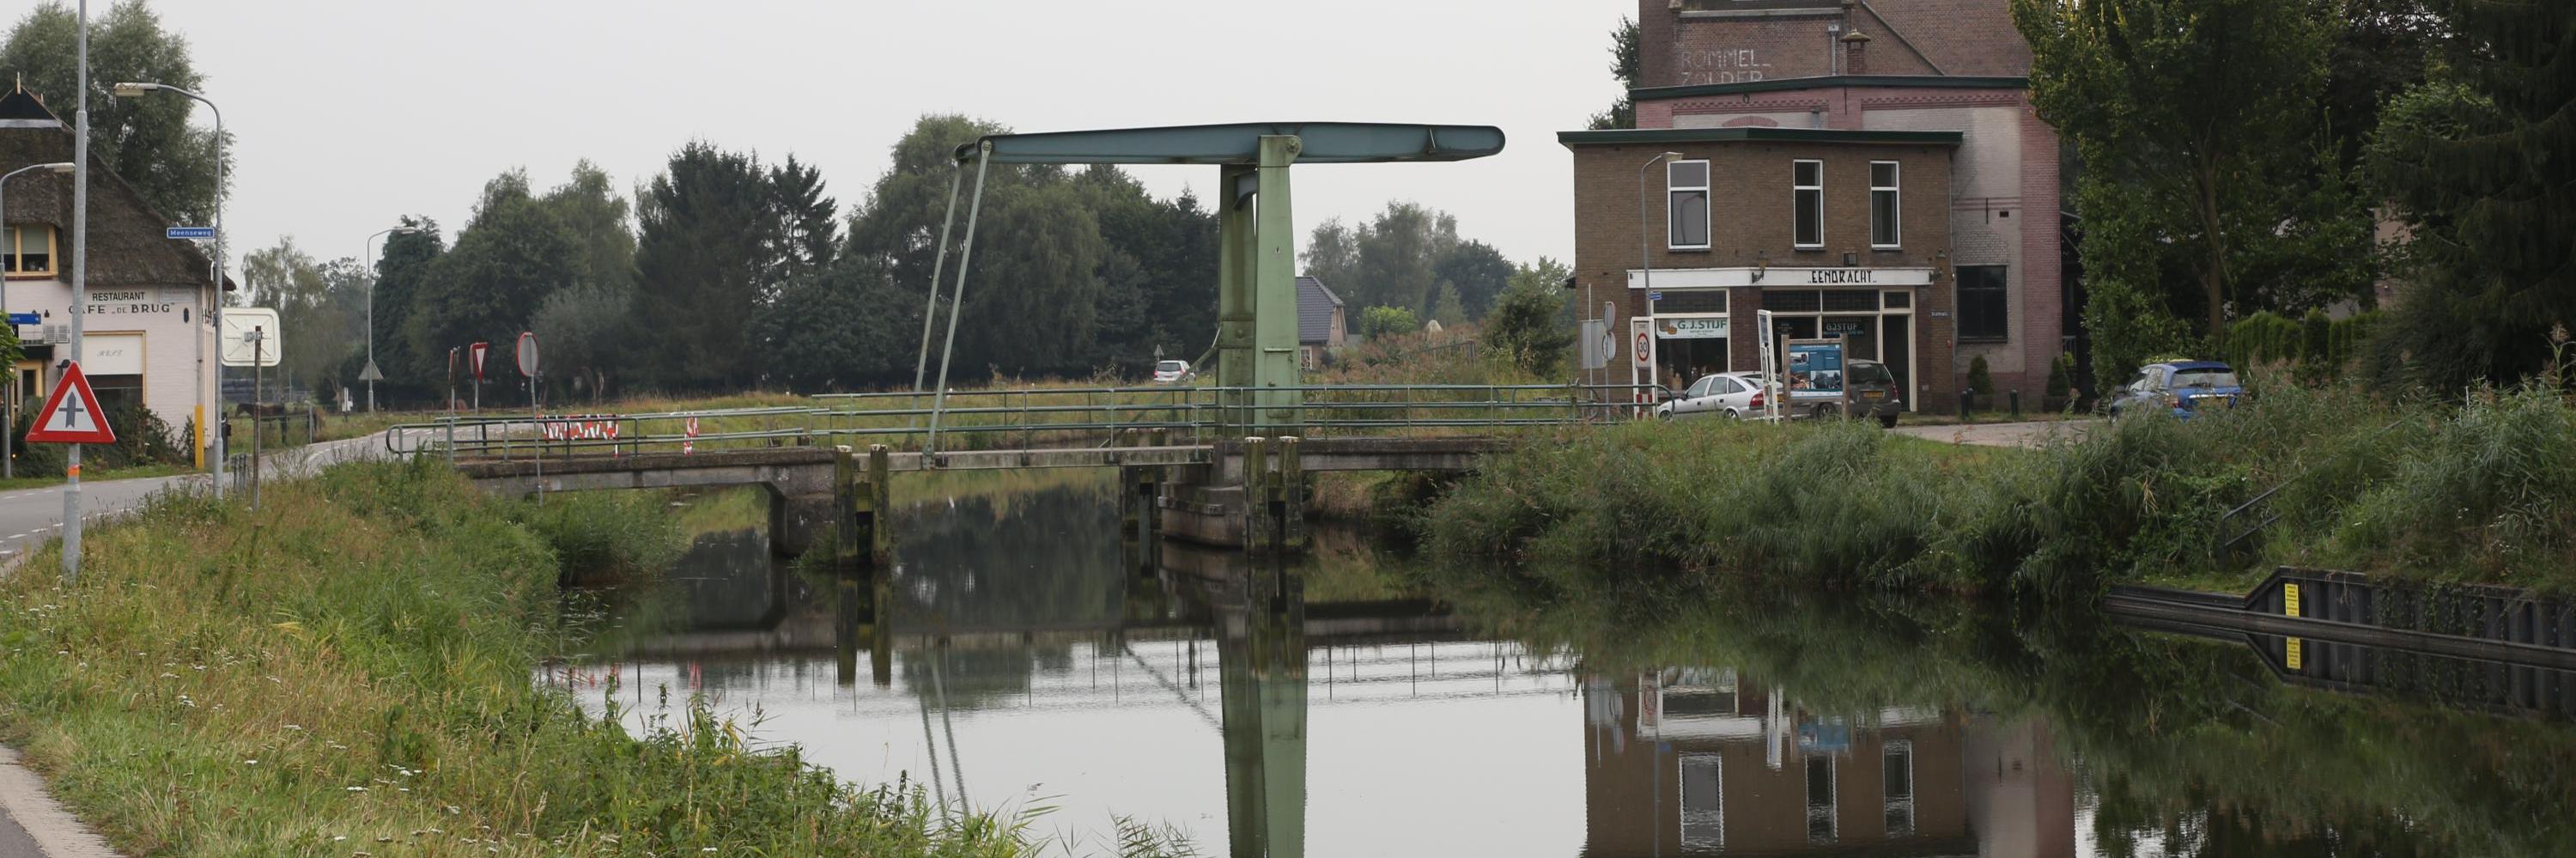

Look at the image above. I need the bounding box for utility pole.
[63,0,91,582]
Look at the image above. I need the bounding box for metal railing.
[386,383,1668,461]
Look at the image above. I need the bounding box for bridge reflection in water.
[554,478,2576,857]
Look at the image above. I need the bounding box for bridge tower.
[912,123,1505,443]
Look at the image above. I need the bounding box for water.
[558,475,2576,857]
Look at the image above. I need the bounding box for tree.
[530,283,635,402]
[241,237,367,393]
[0,1,225,223]
[752,256,908,391]
[1429,283,1467,328]
[2366,0,2576,388]
[404,171,584,390]
[1359,306,1419,339]
[1586,16,1642,131]
[1484,259,1576,378]
[633,143,775,390]
[2016,0,2372,385]
[1433,240,1516,318]
[538,161,635,294]
[368,218,444,399]
[766,154,837,289]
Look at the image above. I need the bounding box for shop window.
[1870,161,1900,248]
[1669,160,1710,251]
[1793,160,1824,248]
[1767,290,1822,313]
[5,225,56,277]
[1957,265,2008,342]
[1881,290,1911,309]
[1822,289,1879,313]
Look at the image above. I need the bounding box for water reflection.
[559,478,2576,857]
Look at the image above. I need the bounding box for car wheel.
[1879,413,1898,429]
[1723,408,1741,420]
[1812,405,1833,421]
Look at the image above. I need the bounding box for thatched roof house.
[1,82,228,290]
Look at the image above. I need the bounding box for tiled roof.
[1297,276,1343,345]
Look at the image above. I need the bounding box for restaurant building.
[0,84,225,441]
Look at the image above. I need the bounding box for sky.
[130,0,1637,275]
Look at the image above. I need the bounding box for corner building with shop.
[1563,0,2066,412]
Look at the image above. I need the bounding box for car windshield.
[1847,362,1895,385]
[2172,368,2239,388]
[1156,361,1188,373]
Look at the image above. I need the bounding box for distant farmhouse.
[1296,275,1346,368]
[1563,0,2064,412]
[1,83,228,440]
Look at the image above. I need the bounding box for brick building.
[1563,0,2066,411]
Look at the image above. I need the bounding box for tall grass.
[1421,373,2576,598]
[0,459,1183,855]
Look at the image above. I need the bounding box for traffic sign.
[357,360,385,382]
[219,308,283,367]
[515,332,539,377]
[471,342,489,380]
[26,362,115,445]
[165,226,216,240]
[5,313,37,326]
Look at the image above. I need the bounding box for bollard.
[1242,437,1270,553]
[866,444,893,566]
[1959,388,1975,419]
[2009,389,2021,419]
[1277,435,1306,553]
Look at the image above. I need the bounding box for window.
[1652,289,1727,313]
[1956,265,2008,341]
[4,225,56,277]
[1870,161,1900,248]
[1680,754,1724,849]
[1881,290,1911,310]
[1805,755,1838,843]
[1793,160,1824,248]
[1668,160,1710,250]
[1883,742,1916,837]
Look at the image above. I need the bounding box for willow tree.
[2366,0,2576,388]
[2016,0,2372,380]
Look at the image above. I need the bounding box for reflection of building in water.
[1582,669,2073,856]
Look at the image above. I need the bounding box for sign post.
[517,332,540,504]
[32,361,119,578]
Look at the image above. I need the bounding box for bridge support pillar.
[1120,460,1162,576]
[829,445,896,568]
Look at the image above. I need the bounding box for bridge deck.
[452,435,1515,484]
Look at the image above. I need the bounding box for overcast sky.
[136,1,1634,276]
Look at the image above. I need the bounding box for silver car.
[1656,371,1770,420]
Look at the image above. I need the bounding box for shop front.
[1630,267,1935,411]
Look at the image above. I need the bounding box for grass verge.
[0,459,1171,855]
[1420,374,2576,599]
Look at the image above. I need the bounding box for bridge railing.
[386,383,1668,460]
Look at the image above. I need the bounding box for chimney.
[1842,30,1874,76]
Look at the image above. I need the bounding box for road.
[0,430,397,858]
[1891,418,2093,449]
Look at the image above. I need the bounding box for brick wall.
[1641,0,2028,88]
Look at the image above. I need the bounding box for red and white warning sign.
[470,342,490,380]
[683,417,700,455]
[26,362,117,445]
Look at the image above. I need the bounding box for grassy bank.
[1422,376,2576,598]
[0,459,1156,855]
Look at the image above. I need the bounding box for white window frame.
[1805,753,1838,843]
[1882,740,1916,837]
[1680,752,1724,849]
[1793,160,1825,250]
[1668,160,1711,251]
[1869,161,1901,249]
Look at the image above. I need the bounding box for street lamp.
[362,226,418,412]
[1634,150,1684,394]
[0,161,75,480]
[113,80,228,499]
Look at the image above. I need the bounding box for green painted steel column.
[1254,136,1303,433]
[1217,164,1257,434]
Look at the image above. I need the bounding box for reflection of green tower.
[1218,568,1307,858]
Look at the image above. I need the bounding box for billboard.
[1785,338,1845,400]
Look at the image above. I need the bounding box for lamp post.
[0,161,74,481]
[361,226,416,412]
[113,80,226,500]
[1635,150,1683,396]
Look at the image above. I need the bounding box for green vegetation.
[1421,374,2576,598]
[2227,308,2382,382]
[1480,259,1577,379]
[0,460,1178,855]
[515,490,686,583]
[1358,306,1419,339]
[0,1,225,223]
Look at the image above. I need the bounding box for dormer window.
[4,224,54,277]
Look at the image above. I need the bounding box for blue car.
[2108,361,2245,419]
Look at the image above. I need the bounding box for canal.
[554,472,2576,856]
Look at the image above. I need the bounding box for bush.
[2045,353,2074,405]
[1965,356,1994,411]
[1359,305,1419,339]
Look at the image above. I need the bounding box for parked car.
[1655,371,1769,420]
[2108,361,2245,419]
[1786,359,1905,428]
[1151,360,1194,385]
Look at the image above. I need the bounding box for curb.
[0,745,121,857]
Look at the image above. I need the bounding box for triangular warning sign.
[26,361,118,445]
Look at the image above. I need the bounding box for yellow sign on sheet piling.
[2284,583,2305,671]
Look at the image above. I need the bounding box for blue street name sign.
[6,313,37,326]
[166,226,216,240]
[1649,291,1664,301]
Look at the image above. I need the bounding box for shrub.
[2045,353,2074,405]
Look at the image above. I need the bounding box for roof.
[1296,276,1343,345]
[0,84,229,290]
[954,122,1505,165]
[1558,126,1963,148]
[1631,75,2029,102]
